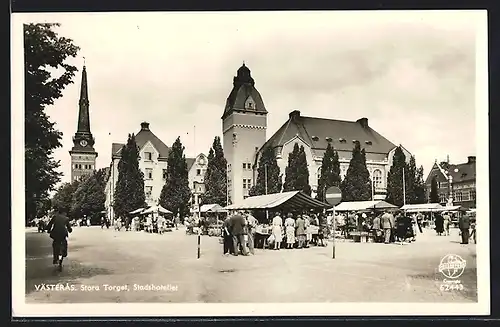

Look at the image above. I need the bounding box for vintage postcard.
[12,10,489,317]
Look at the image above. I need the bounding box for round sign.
[325,186,342,206]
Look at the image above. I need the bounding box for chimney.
[357,117,368,128]
[141,122,150,130]
[289,110,301,120]
[467,156,476,164]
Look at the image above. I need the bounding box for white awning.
[331,200,398,212]
[400,203,445,212]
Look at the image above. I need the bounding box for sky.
[17,11,483,187]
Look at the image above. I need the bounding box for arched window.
[373,169,383,188]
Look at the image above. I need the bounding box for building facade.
[104,122,205,220]
[220,64,411,204]
[187,153,208,210]
[221,64,267,204]
[425,156,476,208]
[69,65,98,182]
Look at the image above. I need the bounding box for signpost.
[325,186,342,259]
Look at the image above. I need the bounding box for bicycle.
[52,239,67,272]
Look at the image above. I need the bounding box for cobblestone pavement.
[24,226,477,303]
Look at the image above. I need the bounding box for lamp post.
[402,167,406,206]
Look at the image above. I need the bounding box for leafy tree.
[385,146,407,206]
[113,134,146,219]
[429,176,440,203]
[51,179,80,217]
[283,143,311,195]
[71,169,106,222]
[202,136,228,206]
[316,143,341,201]
[283,143,300,192]
[414,165,427,204]
[249,146,282,196]
[341,141,372,201]
[24,23,79,223]
[159,137,192,219]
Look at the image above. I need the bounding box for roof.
[222,64,267,120]
[224,191,331,210]
[111,122,170,159]
[186,158,196,170]
[333,200,398,212]
[400,203,445,212]
[448,161,476,183]
[200,204,226,213]
[260,111,396,158]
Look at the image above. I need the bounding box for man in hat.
[380,209,394,244]
[229,210,248,256]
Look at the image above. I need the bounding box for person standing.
[317,213,328,246]
[284,213,296,249]
[295,214,306,248]
[229,211,248,256]
[271,213,283,250]
[458,213,470,244]
[434,213,444,236]
[245,212,258,255]
[442,211,451,236]
[222,215,234,255]
[372,213,381,243]
[380,210,393,244]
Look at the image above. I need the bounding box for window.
[243,163,247,169]
[243,179,247,189]
[145,168,153,179]
[439,193,447,203]
[373,169,383,188]
[317,168,321,186]
[471,190,476,201]
[462,190,470,201]
[145,186,153,199]
[247,102,253,109]
[163,169,167,180]
[145,152,152,161]
[197,185,203,193]
[454,191,463,202]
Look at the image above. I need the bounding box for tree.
[113,134,146,219]
[430,176,440,203]
[341,141,372,201]
[316,143,341,201]
[414,165,427,204]
[202,137,228,206]
[283,143,300,192]
[51,180,80,217]
[71,169,106,223]
[385,146,406,206]
[24,23,80,223]
[283,143,311,195]
[249,146,282,196]
[159,137,192,219]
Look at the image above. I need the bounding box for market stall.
[400,203,446,228]
[331,200,398,212]
[199,204,227,236]
[224,191,331,248]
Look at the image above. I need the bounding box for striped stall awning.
[224,191,332,211]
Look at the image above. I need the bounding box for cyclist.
[45,207,73,267]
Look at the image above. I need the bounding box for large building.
[425,156,476,208]
[104,122,206,220]
[222,64,412,204]
[69,65,98,182]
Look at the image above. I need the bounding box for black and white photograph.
[12,10,489,316]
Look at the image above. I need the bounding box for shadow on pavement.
[25,235,113,295]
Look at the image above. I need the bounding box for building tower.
[222,63,267,204]
[69,64,98,182]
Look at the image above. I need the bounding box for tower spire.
[77,63,90,134]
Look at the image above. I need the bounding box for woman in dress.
[304,215,312,248]
[271,213,283,250]
[284,213,296,249]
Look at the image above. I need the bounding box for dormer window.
[247,102,253,109]
[352,140,358,143]
[325,137,333,142]
[339,138,346,143]
[312,136,319,141]
[365,140,372,145]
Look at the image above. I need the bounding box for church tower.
[222,63,267,204]
[69,64,98,182]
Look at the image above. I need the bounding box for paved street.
[25,226,477,303]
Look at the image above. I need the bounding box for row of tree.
[249,141,427,207]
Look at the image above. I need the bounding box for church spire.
[77,63,90,134]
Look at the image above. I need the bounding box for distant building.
[221,63,412,204]
[425,156,476,208]
[69,65,98,182]
[104,122,205,220]
[187,153,208,210]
